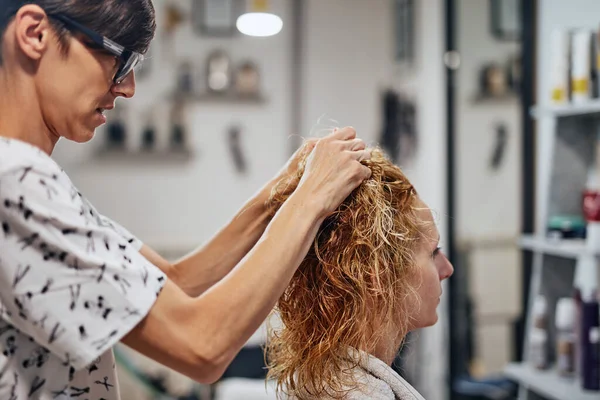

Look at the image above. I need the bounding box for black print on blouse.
[87,361,99,374]
[95,376,113,391]
[86,230,95,252]
[2,221,9,236]
[33,314,49,330]
[39,178,59,200]
[13,264,31,288]
[4,196,33,220]
[3,335,17,357]
[40,278,53,294]
[68,258,81,271]
[79,325,87,340]
[0,302,12,317]
[97,264,107,282]
[141,265,149,286]
[113,273,131,294]
[52,385,69,397]
[19,233,38,250]
[83,296,112,321]
[27,375,45,396]
[48,322,66,344]
[14,295,30,320]
[6,372,18,400]
[123,307,140,320]
[69,386,90,397]
[91,330,118,351]
[22,347,50,369]
[68,365,75,381]
[0,325,15,337]
[69,285,81,310]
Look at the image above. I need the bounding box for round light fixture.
[236,12,283,37]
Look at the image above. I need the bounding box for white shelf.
[531,100,600,118]
[518,234,598,258]
[504,363,599,400]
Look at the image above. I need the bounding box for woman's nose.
[111,72,136,99]
[438,254,454,280]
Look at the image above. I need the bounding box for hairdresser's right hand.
[295,127,372,220]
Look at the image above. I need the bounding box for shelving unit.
[518,235,594,259]
[530,99,600,119]
[505,97,600,400]
[504,363,599,400]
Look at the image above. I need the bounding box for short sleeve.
[85,201,144,251]
[0,166,167,370]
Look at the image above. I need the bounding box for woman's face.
[407,200,454,330]
[27,8,137,143]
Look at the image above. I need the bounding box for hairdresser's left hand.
[274,138,318,183]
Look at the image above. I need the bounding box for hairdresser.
[0,1,372,398]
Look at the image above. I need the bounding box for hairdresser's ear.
[14,5,53,61]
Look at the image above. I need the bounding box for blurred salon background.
[52,1,600,399]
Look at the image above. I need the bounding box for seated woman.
[264,144,454,400]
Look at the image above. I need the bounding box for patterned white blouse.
[0,137,167,399]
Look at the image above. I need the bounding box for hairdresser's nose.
[111,72,136,99]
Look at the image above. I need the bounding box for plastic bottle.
[578,262,599,391]
[588,327,600,391]
[530,295,549,370]
[555,298,577,376]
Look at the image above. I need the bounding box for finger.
[340,138,366,151]
[360,165,372,180]
[330,126,356,141]
[350,149,372,162]
[304,138,319,151]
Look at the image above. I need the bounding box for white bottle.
[530,295,549,369]
[550,29,570,104]
[571,30,593,104]
[555,297,577,376]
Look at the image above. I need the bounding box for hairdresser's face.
[11,5,136,143]
[408,200,454,330]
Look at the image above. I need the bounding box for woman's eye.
[432,247,441,258]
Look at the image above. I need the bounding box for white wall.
[300,0,394,144]
[456,0,521,242]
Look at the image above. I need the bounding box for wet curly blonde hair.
[265,143,430,399]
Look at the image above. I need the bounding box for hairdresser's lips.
[94,110,107,126]
[94,105,114,126]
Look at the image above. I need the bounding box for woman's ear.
[13,4,53,62]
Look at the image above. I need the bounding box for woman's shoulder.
[0,137,63,176]
[340,350,426,400]
[340,372,397,399]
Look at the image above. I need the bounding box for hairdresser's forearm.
[172,178,278,296]
[188,189,322,368]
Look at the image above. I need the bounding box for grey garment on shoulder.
[341,349,426,400]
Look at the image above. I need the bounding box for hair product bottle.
[550,29,570,104]
[571,30,593,103]
[556,298,577,376]
[530,295,550,370]
[577,256,599,391]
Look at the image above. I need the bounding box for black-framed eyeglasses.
[48,13,144,84]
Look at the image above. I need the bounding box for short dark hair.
[0,0,156,64]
